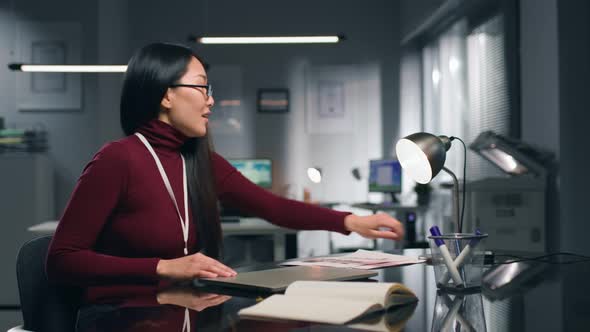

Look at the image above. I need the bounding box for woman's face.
[159,57,214,137]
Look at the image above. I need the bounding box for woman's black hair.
[120,42,222,259]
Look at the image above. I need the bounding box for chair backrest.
[16,236,80,332]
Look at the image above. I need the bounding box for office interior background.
[1,0,589,330]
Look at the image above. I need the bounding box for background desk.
[28,218,297,261]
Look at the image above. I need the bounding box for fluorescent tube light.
[197,36,341,44]
[8,63,127,73]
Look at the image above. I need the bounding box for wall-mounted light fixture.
[8,63,127,73]
[190,35,344,45]
[307,167,323,184]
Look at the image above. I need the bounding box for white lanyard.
[183,308,191,332]
[135,133,189,255]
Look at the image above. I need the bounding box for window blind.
[466,14,510,180]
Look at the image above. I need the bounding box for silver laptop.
[197,266,377,293]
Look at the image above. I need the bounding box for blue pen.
[440,230,483,284]
[430,226,463,285]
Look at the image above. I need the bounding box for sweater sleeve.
[46,142,160,286]
[212,152,351,234]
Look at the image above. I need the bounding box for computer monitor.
[368,159,402,201]
[228,159,272,188]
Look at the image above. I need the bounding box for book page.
[285,281,411,307]
[238,282,416,325]
[238,294,381,325]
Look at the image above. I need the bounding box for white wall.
[96,0,128,144]
[0,0,100,215]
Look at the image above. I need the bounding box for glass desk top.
[75,249,590,332]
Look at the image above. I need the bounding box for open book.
[348,298,418,332]
[238,281,417,326]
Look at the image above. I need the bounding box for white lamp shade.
[396,138,433,184]
[307,167,322,183]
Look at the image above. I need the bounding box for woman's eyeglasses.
[169,84,213,98]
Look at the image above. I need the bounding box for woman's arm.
[46,142,161,286]
[213,153,403,240]
[212,153,350,234]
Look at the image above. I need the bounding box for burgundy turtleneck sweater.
[46,119,349,303]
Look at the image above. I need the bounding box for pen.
[430,226,463,286]
[439,294,464,332]
[440,229,483,284]
[441,293,475,332]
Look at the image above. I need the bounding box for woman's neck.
[135,119,189,152]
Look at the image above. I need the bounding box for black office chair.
[14,236,80,332]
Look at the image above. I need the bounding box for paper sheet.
[281,250,425,269]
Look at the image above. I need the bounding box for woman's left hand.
[344,213,404,241]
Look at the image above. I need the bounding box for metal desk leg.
[273,233,286,261]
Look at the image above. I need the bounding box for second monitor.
[228,158,272,188]
[368,159,402,203]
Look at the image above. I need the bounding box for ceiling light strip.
[8,64,127,73]
[198,36,340,44]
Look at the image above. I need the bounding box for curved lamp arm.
[442,167,460,234]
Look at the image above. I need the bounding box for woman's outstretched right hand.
[156,252,237,279]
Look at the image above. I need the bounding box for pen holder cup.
[427,233,488,291]
[431,289,487,332]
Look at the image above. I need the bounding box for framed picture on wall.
[16,22,82,111]
[306,75,353,134]
[257,88,289,113]
[31,41,67,93]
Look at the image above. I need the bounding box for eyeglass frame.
[169,83,213,98]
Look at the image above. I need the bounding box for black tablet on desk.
[195,266,377,293]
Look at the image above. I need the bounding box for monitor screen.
[368,159,402,193]
[229,159,272,188]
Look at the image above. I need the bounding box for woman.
[46,43,404,305]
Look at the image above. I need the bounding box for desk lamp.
[395,132,463,232]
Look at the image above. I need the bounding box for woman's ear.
[160,88,173,110]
